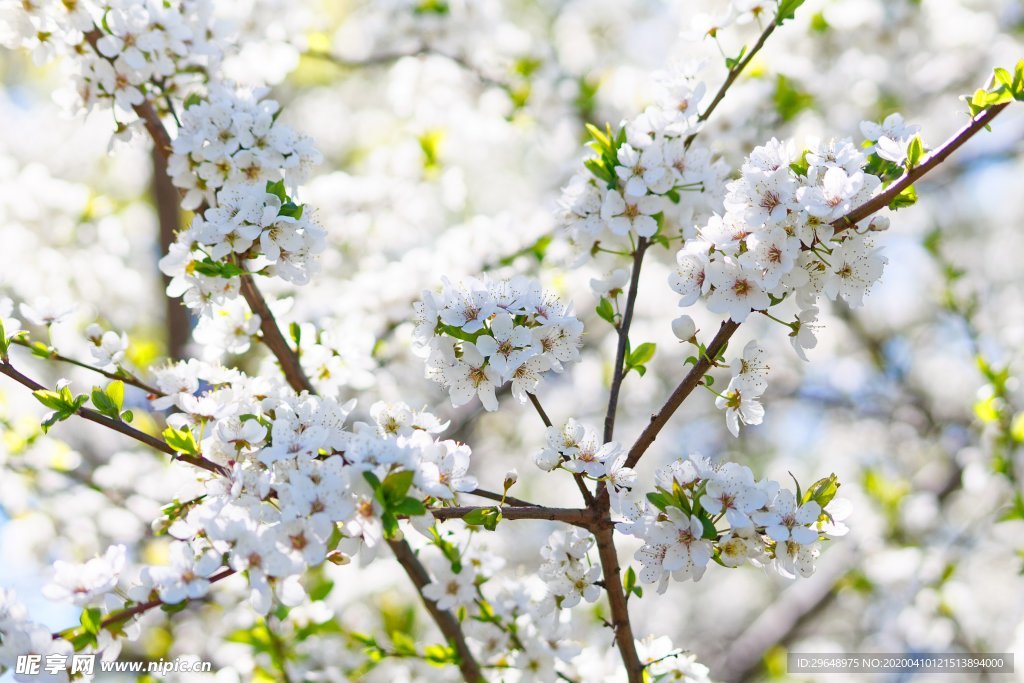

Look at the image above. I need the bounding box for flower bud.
[671,314,697,341]
[868,215,890,232]
[503,469,518,491]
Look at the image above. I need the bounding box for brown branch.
[152,146,191,360]
[430,504,594,528]
[603,238,649,443]
[463,488,535,507]
[0,360,227,477]
[238,273,314,395]
[833,103,1010,233]
[305,46,509,92]
[594,519,644,683]
[10,338,162,396]
[100,568,235,630]
[624,320,739,469]
[388,539,484,683]
[684,18,780,150]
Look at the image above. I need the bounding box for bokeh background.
[1,0,1023,681]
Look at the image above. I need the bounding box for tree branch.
[624,319,739,469]
[151,146,191,360]
[430,504,594,528]
[684,18,780,151]
[594,519,643,683]
[10,338,161,396]
[238,273,315,395]
[0,360,228,476]
[833,102,1010,233]
[99,568,236,630]
[388,539,484,683]
[604,238,649,443]
[463,488,535,507]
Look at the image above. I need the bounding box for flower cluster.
[539,529,601,609]
[535,418,636,491]
[159,179,327,313]
[413,276,584,411]
[50,358,480,617]
[0,0,222,119]
[670,134,892,332]
[557,64,727,263]
[168,85,321,210]
[618,455,847,592]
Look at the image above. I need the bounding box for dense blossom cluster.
[413,276,584,411]
[168,86,321,210]
[0,0,222,121]
[535,418,636,490]
[89,370,475,615]
[557,65,727,262]
[617,455,848,592]
[669,133,894,328]
[159,179,327,313]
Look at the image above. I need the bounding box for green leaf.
[905,135,924,168]
[391,497,427,517]
[80,607,103,635]
[265,179,288,202]
[191,258,245,279]
[106,381,124,412]
[596,297,616,325]
[382,470,415,502]
[888,184,917,210]
[423,643,458,666]
[725,45,747,70]
[776,0,806,25]
[773,75,814,122]
[627,342,656,367]
[646,492,669,511]
[33,389,70,412]
[463,508,488,525]
[162,426,199,456]
[278,202,304,219]
[699,513,718,540]
[183,93,203,109]
[0,319,8,360]
[91,386,116,417]
[464,506,501,530]
[804,473,840,509]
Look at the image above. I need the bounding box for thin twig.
[833,103,1010,232]
[463,488,535,508]
[684,19,780,150]
[603,238,649,443]
[100,568,235,630]
[429,504,594,528]
[0,361,227,476]
[10,338,162,396]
